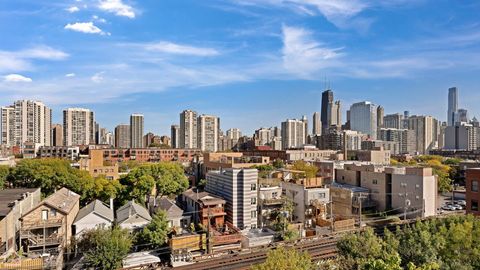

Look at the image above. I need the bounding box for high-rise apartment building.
[206,168,259,230]
[171,125,180,149]
[377,106,384,129]
[444,123,477,151]
[379,128,416,154]
[130,113,144,148]
[254,128,274,146]
[312,112,321,135]
[226,128,242,141]
[350,101,378,139]
[1,100,52,147]
[115,124,130,148]
[281,119,307,150]
[448,87,458,126]
[180,110,198,149]
[406,115,440,154]
[384,113,404,129]
[63,108,95,146]
[51,124,63,146]
[197,114,220,152]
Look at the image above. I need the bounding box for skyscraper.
[281,118,307,149]
[312,112,321,135]
[1,100,52,147]
[226,128,242,141]
[63,108,95,146]
[170,125,180,149]
[448,87,458,126]
[115,124,130,148]
[321,90,333,133]
[180,110,198,149]
[406,115,440,154]
[51,124,63,146]
[349,101,378,139]
[384,113,404,129]
[197,114,220,152]
[130,113,144,148]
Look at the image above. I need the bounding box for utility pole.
[330,201,334,232]
[206,207,212,254]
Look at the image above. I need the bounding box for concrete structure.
[406,115,440,154]
[281,119,307,150]
[312,112,321,135]
[350,101,378,139]
[130,114,144,148]
[38,146,81,160]
[258,185,284,228]
[226,128,242,141]
[444,123,478,151]
[0,188,41,258]
[348,149,391,165]
[116,200,151,231]
[51,124,63,147]
[448,87,458,126]
[379,128,416,154]
[203,152,269,176]
[180,110,198,149]
[79,149,119,180]
[73,200,114,237]
[206,169,259,230]
[63,108,95,146]
[20,188,80,253]
[466,168,480,215]
[115,124,130,148]
[286,148,337,162]
[197,114,220,152]
[254,127,274,146]
[1,100,52,147]
[384,113,404,129]
[335,164,437,217]
[171,125,180,149]
[377,106,384,130]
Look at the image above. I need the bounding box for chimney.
[110,198,114,210]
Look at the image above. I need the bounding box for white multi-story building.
[350,101,378,140]
[63,108,95,146]
[1,100,52,147]
[406,115,440,154]
[444,123,478,151]
[130,113,144,148]
[281,119,307,150]
[180,110,198,149]
[226,128,241,141]
[198,114,219,152]
[255,127,274,146]
[206,168,258,230]
[312,112,322,136]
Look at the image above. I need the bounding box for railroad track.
[173,237,340,270]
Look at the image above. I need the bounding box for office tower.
[171,125,180,149]
[180,110,198,149]
[51,124,63,146]
[321,90,333,133]
[1,100,52,147]
[384,113,404,129]
[130,113,144,148]
[115,124,130,148]
[226,128,242,141]
[406,115,440,154]
[63,108,95,146]
[377,106,384,129]
[455,108,469,124]
[281,118,307,150]
[349,101,378,139]
[444,123,477,151]
[312,112,321,135]
[448,87,459,126]
[379,128,416,154]
[206,168,259,230]
[197,114,220,152]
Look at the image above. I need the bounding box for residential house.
[150,197,190,232]
[116,201,152,231]
[73,200,114,238]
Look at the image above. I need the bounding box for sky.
[1,0,480,136]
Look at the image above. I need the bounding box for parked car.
[451,204,463,211]
[442,205,455,211]
[457,200,466,206]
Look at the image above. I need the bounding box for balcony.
[201,208,226,217]
[22,219,63,230]
[262,198,285,206]
[21,231,63,248]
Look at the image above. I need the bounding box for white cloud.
[66,6,80,13]
[98,0,136,18]
[4,74,32,82]
[19,46,69,60]
[143,41,220,56]
[65,22,106,35]
[281,25,342,78]
[91,72,105,83]
[65,73,76,77]
[92,15,107,23]
[0,46,68,72]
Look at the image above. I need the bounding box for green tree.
[119,174,155,206]
[0,165,9,189]
[80,227,132,270]
[135,210,170,248]
[272,159,285,169]
[252,247,314,270]
[292,160,318,179]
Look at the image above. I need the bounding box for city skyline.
[1,1,480,135]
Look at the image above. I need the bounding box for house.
[20,188,80,254]
[116,201,151,231]
[181,188,226,229]
[151,197,190,231]
[73,200,114,238]
[0,188,41,258]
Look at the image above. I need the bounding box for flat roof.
[331,182,369,193]
[0,188,39,217]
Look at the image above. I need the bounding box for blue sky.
[1,0,480,135]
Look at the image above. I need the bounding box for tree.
[0,165,9,189]
[272,159,285,169]
[80,227,132,270]
[135,210,170,248]
[291,161,318,179]
[252,247,314,270]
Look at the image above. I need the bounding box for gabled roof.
[155,197,183,218]
[43,188,80,214]
[116,200,152,224]
[74,199,114,224]
[183,188,226,206]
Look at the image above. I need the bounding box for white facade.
[63,108,95,146]
[130,113,144,148]
[226,128,242,141]
[180,110,198,149]
[197,114,219,152]
[281,119,307,150]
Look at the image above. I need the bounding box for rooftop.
[43,188,80,214]
[331,182,369,193]
[116,200,152,224]
[74,199,114,224]
[0,188,39,217]
[183,188,226,206]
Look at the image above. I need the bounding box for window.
[472,180,479,192]
[472,200,479,211]
[41,210,48,221]
[51,209,57,217]
[318,193,326,199]
[251,197,257,205]
[251,184,257,191]
[372,179,378,185]
[251,210,257,218]
[272,192,278,198]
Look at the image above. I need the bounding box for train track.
[173,237,339,270]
